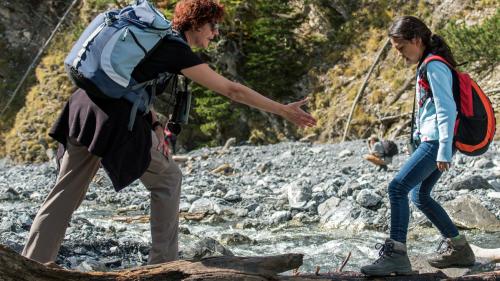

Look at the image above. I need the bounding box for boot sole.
[361,268,418,276]
[428,262,475,269]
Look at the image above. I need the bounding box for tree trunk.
[1,245,498,281]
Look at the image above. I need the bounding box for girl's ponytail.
[430,34,457,67]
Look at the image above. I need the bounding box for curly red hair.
[173,0,225,32]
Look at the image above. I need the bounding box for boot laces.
[373,242,394,263]
[436,239,453,255]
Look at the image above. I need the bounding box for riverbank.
[1,140,499,274]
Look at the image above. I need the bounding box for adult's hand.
[281,98,317,128]
[437,161,450,172]
[154,126,169,157]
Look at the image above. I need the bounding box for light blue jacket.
[415,57,457,163]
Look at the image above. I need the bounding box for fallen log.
[0,244,498,281]
[0,244,300,281]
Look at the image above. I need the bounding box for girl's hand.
[281,98,317,128]
[437,161,450,172]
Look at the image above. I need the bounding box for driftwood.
[378,112,412,123]
[1,244,498,281]
[342,38,391,142]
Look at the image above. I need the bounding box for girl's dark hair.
[388,16,457,67]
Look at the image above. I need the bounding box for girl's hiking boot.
[427,235,475,268]
[360,238,415,276]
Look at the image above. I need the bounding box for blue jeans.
[388,141,459,243]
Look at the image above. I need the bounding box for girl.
[360,16,475,276]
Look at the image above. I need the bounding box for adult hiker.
[22,0,316,267]
[361,16,475,276]
[363,135,397,171]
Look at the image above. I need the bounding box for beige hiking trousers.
[22,133,182,265]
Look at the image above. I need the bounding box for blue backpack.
[65,0,186,130]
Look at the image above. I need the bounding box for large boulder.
[443,195,500,232]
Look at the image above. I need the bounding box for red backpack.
[419,55,496,156]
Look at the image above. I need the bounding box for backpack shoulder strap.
[423,55,453,69]
[419,55,460,103]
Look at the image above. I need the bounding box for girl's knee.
[388,178,407,198]
[410,189,431,208]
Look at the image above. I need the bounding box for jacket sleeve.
[426,61,457,162]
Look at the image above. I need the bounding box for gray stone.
[179,201,191,212]
[286,180,312,209]
[487,192,500,199]
[443,195,500,232]
[180,237,233,260]
[475,158,495,169]
[223,189,241,202]
[339,149,353,158]
[356,189,382,208]
[320,199,366,230]
[189,198,216,214]
[220,233,254,246]
[257,161,273,173]
[317,197,341,217]
[450,175,494,191]
[0,188,19,201]
[269,211,291,224]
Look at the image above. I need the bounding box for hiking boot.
[427,235,475,268]
[380,165,388,171]
[361,238,414,276]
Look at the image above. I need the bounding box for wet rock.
[74,259,107,272]
[444,195,500,232]
[320,199,363,230]
[220,233,254,246]
[450,176,494,191]
[180,237,233,260]
[318,197,340,217]
[356,189,382,208]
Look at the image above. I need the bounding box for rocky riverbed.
[1,139,499,274]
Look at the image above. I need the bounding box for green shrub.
[442,9,499,72]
